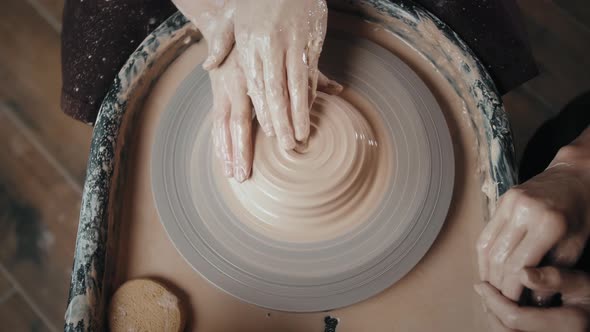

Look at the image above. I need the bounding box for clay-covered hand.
[477,135,590,302]
[208,53,339,182]
[234,0,342,149]
[210,48,253,182]
[474,267,590,332]
[172,0,236,69]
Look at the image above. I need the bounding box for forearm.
[172,0,229,28]
[551,126,590,168]
[548,126,590,217]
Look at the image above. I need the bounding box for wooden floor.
[0,0,589,331]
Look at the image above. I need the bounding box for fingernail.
[294,137,309,154]
[525,268,543,284]
[295,124,309,141]
[328,80,343,93]
[203,56,215,70]
[478,235,490,248]
[234,167,247,183]
[264,126,275,137]
[280,134,296,150]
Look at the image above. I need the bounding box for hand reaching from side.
[477,129,590,302]
[475,267,590,332]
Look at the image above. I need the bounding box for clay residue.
[330,1,515,215]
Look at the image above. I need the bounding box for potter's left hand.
[477,128,590,302]
[210,48,253,182]
[475,267,590,332]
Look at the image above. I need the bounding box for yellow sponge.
[108,279,186,332]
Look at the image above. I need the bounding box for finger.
[317,71,343,95]
[286,47,310,141]
[527,270,571,308]
[240,42,273,136]
[522,267,590,306]
[475,283,527,331]
[509,213,567,270]
[524,266,566,307]
[487,221,527,300]
[262,47,295,150]
[478,290,516,332]
[477,195,513,280]
[489,204,532,301]
[535,219,583,305]
[212,94,233,177]
[229,94,253,183]
[475,283,589,332]
[203,23,235,70]
[306,47,321,108]
[503,209,568,291]
[498,228,557,302]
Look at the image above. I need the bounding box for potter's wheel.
[152,36,454,312]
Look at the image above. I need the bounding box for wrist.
[173,0,232,28]
[550,126,590,170]
[547,134,590,220]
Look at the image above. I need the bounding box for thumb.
[527,238,586,307]
[522,266,590,307]
[203,23,235,70]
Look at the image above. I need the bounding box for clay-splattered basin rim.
[64,1,516,330]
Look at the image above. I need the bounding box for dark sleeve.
[61,0,538,124]
[61,0,176,124]
[412,0,538,94]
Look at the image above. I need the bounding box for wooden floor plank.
[26,0,64,32]
[0,272,13,297]
[0,289,52,332]
[0,0,92,185]
[555,0,590,30]
[517,0,590,111]
[0,107,81,329]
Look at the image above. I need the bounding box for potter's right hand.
[234,0,342,150]
[477,129,590,303]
